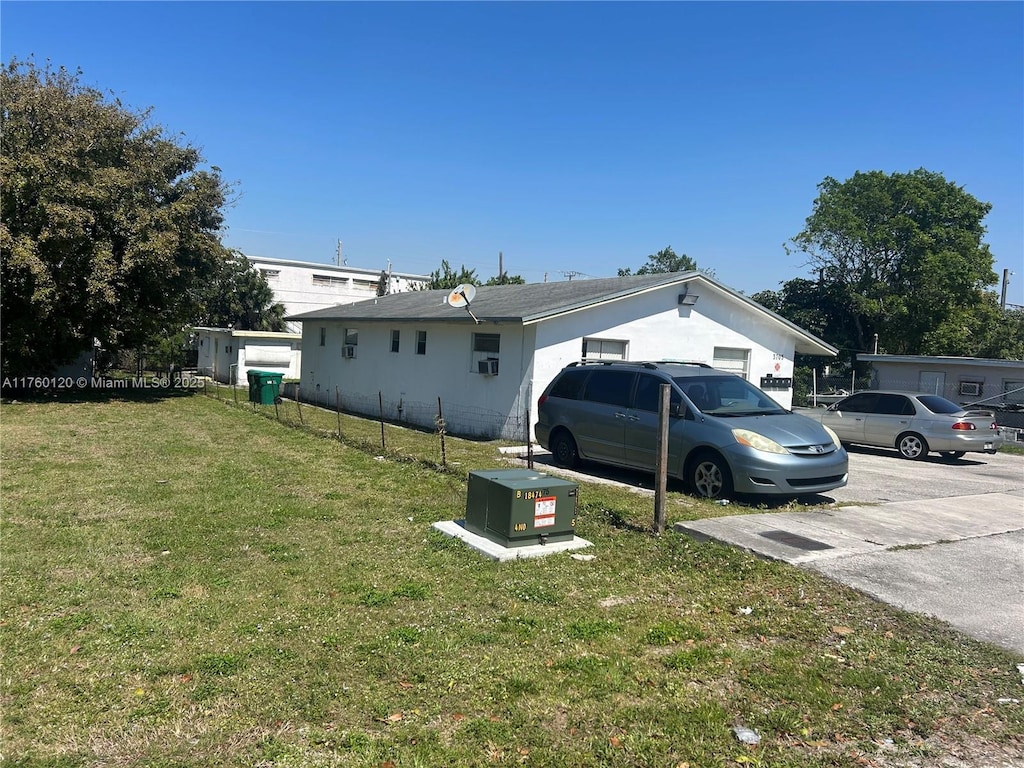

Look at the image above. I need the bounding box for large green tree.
[786,169,999,358]
[420,260,480,290]
[618,246,699,277]
[195,252,285,331]
[1,58,232,374]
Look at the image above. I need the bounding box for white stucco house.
[287,272,838,440]
[193,327,302,384]
[247,255,428,332]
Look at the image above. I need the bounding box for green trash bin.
[246,370,284,405]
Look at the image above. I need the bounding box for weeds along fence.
[199,381,536,472]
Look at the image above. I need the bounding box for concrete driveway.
[674,493,1024,654]
[517,447,1024,654]
[672,447,1024,655]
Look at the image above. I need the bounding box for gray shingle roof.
[287,272,697,324]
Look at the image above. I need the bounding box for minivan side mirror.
[669,402,683,418]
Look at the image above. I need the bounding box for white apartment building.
[247,255,429,332]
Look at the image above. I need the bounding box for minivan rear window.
[548,368,589,400]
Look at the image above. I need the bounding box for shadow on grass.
[1,384,200,405]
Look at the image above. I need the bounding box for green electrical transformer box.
[464,469,578,548]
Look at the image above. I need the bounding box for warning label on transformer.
[534,496,557,528]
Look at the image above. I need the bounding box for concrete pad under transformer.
[432,519,594,562]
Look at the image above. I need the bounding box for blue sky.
[4,1,1023,305]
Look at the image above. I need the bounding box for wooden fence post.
[525,406,533,469]
[437,396,447,468]
[378,391,386,451]
[336,387,342,442]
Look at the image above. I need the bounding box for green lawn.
[2,390,1022,767]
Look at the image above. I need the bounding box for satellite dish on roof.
[445,283,480,323]
[445,283,477,308]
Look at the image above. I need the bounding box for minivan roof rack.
[567,359,714,369]
[650,360,714,368]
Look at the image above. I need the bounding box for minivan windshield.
[672,375,786,417]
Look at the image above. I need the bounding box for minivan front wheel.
[689,452,733,500]
[550,430,579,469]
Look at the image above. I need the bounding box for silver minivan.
[535,361,848,499]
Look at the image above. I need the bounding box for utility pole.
[336,240,343,266]
[498,251,504,284]
[1001,269,1012,310]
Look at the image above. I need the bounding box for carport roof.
[287,272,838,356]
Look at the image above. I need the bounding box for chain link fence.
[199,380,537,471]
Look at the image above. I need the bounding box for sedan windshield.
[917,395,964,414]
[672,376,787,416]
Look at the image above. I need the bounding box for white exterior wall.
[531,283,797,410]
[195,329,237,383]
[300,320,534,439]
[237,338,301,382]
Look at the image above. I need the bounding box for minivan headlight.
[821,424,842,449]
[732,428,789,454]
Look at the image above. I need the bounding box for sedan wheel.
[897,432,929,460]
[690,453,733,499]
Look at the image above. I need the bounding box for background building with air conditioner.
[857,353,1024,428]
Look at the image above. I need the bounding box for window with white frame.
[312,274,347,287]
[581,337,627,360]
[390,329,400,353]
[472,333,501,374]
[319,327,326,347]
[416,331,427,355]
[713,347,750,379]
[959,381,982,397]
[341,328,358,359]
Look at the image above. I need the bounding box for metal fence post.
[653,383,670,535]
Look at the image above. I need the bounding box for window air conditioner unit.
[959,381,981,396]
[478,358,499,375]
[342,345,356,359]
